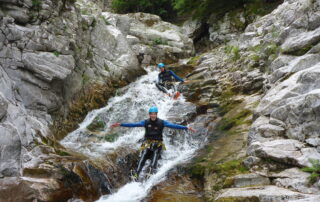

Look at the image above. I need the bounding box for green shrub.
[112,0,176,21]
[173,0,243,20]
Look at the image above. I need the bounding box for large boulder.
[247,139,320,167]
[272,168,320,194]
[102,12,194,64]
[22,52,75,81]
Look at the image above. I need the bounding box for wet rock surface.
[151,0,320,200]
[0,0,194,200]
[1,0,320,201]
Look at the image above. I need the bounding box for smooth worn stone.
[215,185,315,202]
[231,173,270,188]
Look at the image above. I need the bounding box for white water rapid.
[61,67,207,202]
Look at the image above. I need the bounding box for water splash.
[61,67,207,201]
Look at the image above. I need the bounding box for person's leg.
[136,149,150,176]
[156,83,168,94]
[150,146,162,173]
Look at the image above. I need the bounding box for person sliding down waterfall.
[156,63,186,99]
[110,106,196,181]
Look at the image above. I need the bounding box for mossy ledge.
[52,79,128,140]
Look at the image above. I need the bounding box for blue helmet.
[157,63,165,68]
[149,106,158,113]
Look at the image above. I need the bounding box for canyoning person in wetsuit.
[156,63,185,99]
[110,106,195,180]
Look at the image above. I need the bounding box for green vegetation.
[215,84,240,116]
[224,45,241,61]
[87,117,106,131]
[187,55,201,66]
[301,159,320,184]
[112,0,176,21]
[152,37,168,45]
[82,74,91,84]
[32,0,42,9]
[282,44,314,56]
[111,0,280,24]
[216,109,252,131]
[248,42,281,72]
[55,149,71,156]
[173,0,243,20]
[100,133,120,142]
[188,158,249,189]
[53,51,60,57]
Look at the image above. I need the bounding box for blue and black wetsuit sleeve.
[163,120,188,130]
[120,120,145,127]
[158,73,162,84]
[169,70,184,82]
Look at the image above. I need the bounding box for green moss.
[224,45,240,61]
[55,149,71,156]
[279,72,295,82]
[244,0,279,17]
[98,133,120,142]
[153,37,168,46]
[87,117,106,131]
[216,196,260,202]
[249,44,263,53]
[188,163,207,179]
[53,51,60,57]
[301,159,320,184]
[189,158,249,190]
[285,45,314,56]
[223,177,235,188]
[82,74,90,84]
[187,55,201,66]
[250,54,260,63]
[215,85,240,116]
[32,0,42,10]
[216,109,252,131]
[229,10,246,31]
[265,43,280,57]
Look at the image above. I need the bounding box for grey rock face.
[0,123,21,177]
[102,12,194,64]
[273,168,320,194]
[0,92,8,120]
[231,173,270,188]
[0,1,195,200]
[215,185,315,202]
[281,27,320,54]
[248,139,320,167]
[21,52,75,81]
[243,156,261,168]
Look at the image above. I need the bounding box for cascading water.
[61,67,207,201]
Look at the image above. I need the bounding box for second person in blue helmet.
[111,106,195,180]
[156,63,185,99]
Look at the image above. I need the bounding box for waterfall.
[61,67,207,201]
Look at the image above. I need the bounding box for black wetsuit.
[135,118,164,176]
[120,119,188,177]
[156,69,184,94]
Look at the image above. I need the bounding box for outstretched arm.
[111,120,145,128]
[163,120,196,132]
[169,70,184,82]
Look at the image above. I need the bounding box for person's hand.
[183,80,190,84]
[188,127,196,133]
[111,123,121,128]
